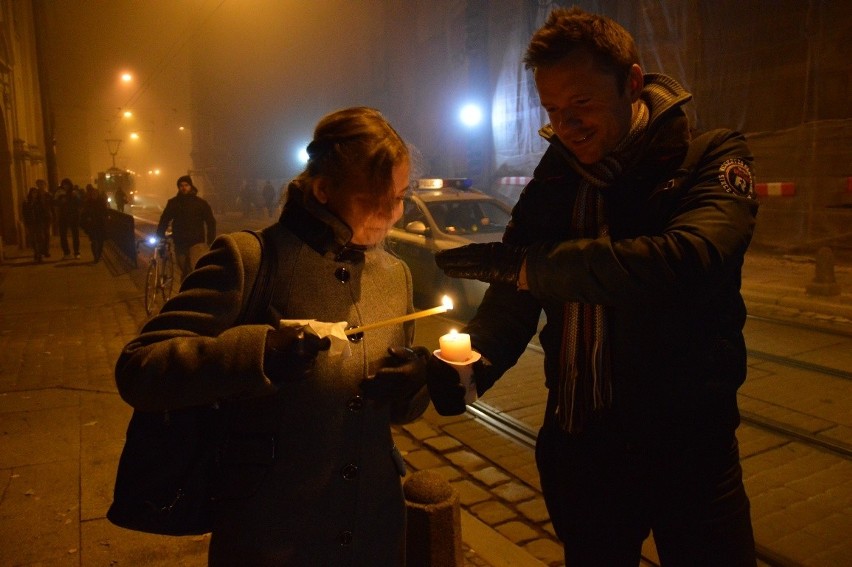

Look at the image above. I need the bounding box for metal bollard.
[806,247,841,296]
[404,470,463,567]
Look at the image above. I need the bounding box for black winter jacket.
[466,75,759,442]
[157,188,216,250]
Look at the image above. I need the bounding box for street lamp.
[459,103,484,128]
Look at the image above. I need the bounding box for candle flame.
[448,329,458,335]
[441,295,454,310]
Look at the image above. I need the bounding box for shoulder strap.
[238,227,278,324]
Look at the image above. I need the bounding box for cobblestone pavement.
[2,233,851,566]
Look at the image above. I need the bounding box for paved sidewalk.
[1,237,850,566]
[0,241,536,566]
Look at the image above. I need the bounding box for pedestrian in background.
[156,175,217,282]
[114,186,127,213]
[81,183,108,263]
[261,179,276,217]
[22,186,50,262]
[116,106,430,565]
[53,178,83,259]
[431,7,759,566]
[35,179,53,256]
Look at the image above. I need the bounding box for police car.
[386,178,513,318]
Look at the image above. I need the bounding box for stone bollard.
[806,247,841,296]
[404,470,463,567]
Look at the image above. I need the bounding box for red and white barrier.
[497,176,532,185]
[755,182,795,196]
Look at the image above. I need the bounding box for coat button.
[335,267,350,283]
[341,463,359,480]
[347,396,364,412]
[338,530,353,546]
[345,324,363,343]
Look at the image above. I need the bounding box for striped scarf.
[555,100,649,433]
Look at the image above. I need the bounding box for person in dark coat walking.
[114,187,128,213]
[54,178,83,259]
[117,107,429,565]
[22,186,51,262]
[430,7,758,566]
[261,180,276,217]
[81,184,108,263]
[35,179,53,257]
[156,175,216,281]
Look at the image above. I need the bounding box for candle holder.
[433,350,481,404]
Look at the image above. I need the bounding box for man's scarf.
[555,100,649,433]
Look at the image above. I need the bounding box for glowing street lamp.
[459,103,483,128]
[121,72,133,83]
[129,132,139,140]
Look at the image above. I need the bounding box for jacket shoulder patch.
[718,159,755,199]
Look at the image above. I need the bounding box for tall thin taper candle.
[345,296,453,336]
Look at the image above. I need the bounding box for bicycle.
[139,233,176,316]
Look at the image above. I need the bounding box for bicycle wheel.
[145,259,160,316]
[160,247,176,302]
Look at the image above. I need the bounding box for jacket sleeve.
[156,201,174,238]
[115,233,277,412]
[389,261,431,424]
[526,131,758,307]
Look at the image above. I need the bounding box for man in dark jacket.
[430,7,758,566]
[157,175,216,281]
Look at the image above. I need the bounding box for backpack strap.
[237,227,278,324]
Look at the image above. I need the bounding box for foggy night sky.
[40,0,438,197]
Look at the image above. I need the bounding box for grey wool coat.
[116,193,429,566]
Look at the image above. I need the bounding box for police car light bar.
[418,178,473,190]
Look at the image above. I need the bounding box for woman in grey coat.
[116,107,430,566]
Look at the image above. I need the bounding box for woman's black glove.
[434,243,527,286]
[361,346,430,404]
[264,325,331,384]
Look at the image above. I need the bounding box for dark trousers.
[89,230,105,262]
[59,217,80,256]
[536,402,756,567]
[26,224,48,259]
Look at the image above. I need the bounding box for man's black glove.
[427,354,499,416]
[361,346,430,403]
[264,325,331,384]
[425,355,467,416]
[435,243,527,286]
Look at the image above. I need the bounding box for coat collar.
[278,189,366,264]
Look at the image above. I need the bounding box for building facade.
[0,0,50,248]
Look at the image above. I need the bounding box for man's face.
[178,181,192,194]
[534,50,643,165]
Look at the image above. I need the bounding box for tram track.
[466,401,811,567]
[467,314,850,567]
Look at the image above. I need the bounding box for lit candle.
[438,329,472,362]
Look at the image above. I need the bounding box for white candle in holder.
[439,329,472,362]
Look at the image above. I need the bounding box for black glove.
[427,354,499,416]
[361,346,430,403]
[435,243,527,286]
[425,354,466,416]
[264,325,331,384]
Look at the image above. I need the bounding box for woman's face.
[323,161,410,246]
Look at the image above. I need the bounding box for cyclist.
[156,175,216,282]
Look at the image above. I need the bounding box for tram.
[96,167,136,209]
